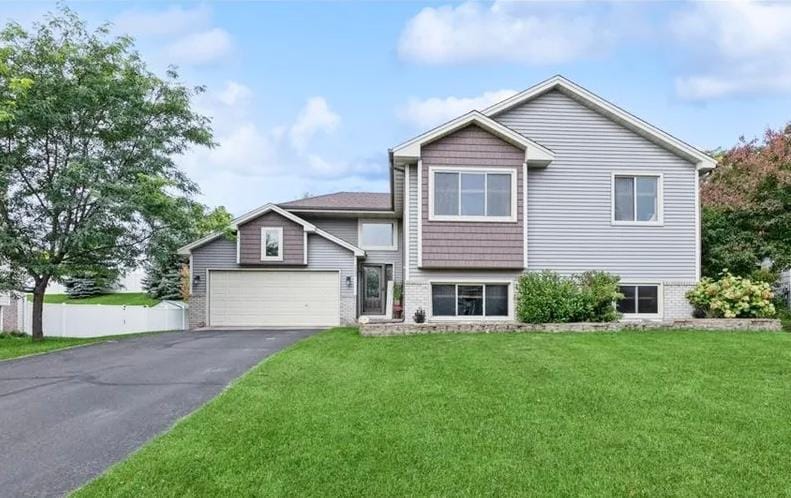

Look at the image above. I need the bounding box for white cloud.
[289,97,341,150]
[177,82,382,212]
[165,28,233,66]
[217,81,253,107]
[397,1,615,65]
[398,89,517,129]
[671,1,791,99]
[113,5,211,37]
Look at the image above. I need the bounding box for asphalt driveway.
[0,328,319,497]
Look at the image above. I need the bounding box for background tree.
[143,204,232,300]
[63,267,119,298]
[701,124,791,278]
[0,8,213,340]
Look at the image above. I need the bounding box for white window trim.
[618,281,663,320]
[428,280,514,321]
[260,227,284,261]
[357,219,398,251]
[610,172,664,226]
[428,166,518,223]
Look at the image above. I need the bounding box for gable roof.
[483,75,717,170]
[177,203,365,257]
[280,192,392,211]
[390,110,555,167]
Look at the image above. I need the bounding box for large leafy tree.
[0,8,213,340]
[701,125,791,278]
[143,204,232,300]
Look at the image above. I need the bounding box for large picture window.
[260,227,283,261]
[613,174,661,223]
[617,284,659,315]
[431,283,510,318]
[431,169,515,221]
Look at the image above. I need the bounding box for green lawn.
[76,327,791,497]
[30,292,161,306]
[0,330,172,361]
[0,334,97,360]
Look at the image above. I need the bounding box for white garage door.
[209,270,340,327]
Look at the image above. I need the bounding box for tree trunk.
[31,277,49,342]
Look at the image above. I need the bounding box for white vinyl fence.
[20,301,187,338]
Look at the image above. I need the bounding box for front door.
[362,265,385,315]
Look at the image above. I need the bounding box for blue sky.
[4,1,791,214]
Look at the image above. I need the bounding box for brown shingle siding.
[238,211,305,265]
[420,124,524,270]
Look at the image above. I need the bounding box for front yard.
[0,331,170,361]
[0,334,96,360]
[77,327,791,497]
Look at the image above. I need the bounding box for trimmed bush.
[686,271,776,318]
[516,271,622,323]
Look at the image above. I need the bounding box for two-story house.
[178,76,716,328]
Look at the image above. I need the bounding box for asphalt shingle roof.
[279,191,391,211]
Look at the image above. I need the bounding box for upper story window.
[612,173,662,225]
[359,220,397,251]
[429,167,516,222]
[260,227,283,261]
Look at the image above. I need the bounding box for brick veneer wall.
[403,279,696,323]
[663,281,696,320]
[403,281,429,324]
[188,294,206,329]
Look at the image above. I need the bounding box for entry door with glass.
[362,265,385,315]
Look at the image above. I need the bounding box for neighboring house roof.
[390,110,555,167]
[177,203,365,257]
[482,75,717,170]
[279,192,392,211]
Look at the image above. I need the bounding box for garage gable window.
[260,227,283,261]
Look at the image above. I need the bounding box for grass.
[75,327,791,497]
[29,292,161,306]
[777,306,791,332]
[0,330,172,361]
[0,333,98,360]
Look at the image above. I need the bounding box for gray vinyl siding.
[307,234,357,298]
[393,168,405,214]
[408,164,419,276]
[305,216,403,283]
[495,90,698,280]
[238,211,304,265]
[420,125,524,269]
[189,232,358,295]
[190,237,237,296]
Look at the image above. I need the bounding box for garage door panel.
[209,271,340,327]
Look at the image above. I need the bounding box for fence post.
[61,302,67,337]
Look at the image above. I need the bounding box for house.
[178,75,717,328]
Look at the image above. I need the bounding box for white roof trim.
[178,203,366,257]
[177,232,224,255]
[483,75,717,170]
[391,111,554,167]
